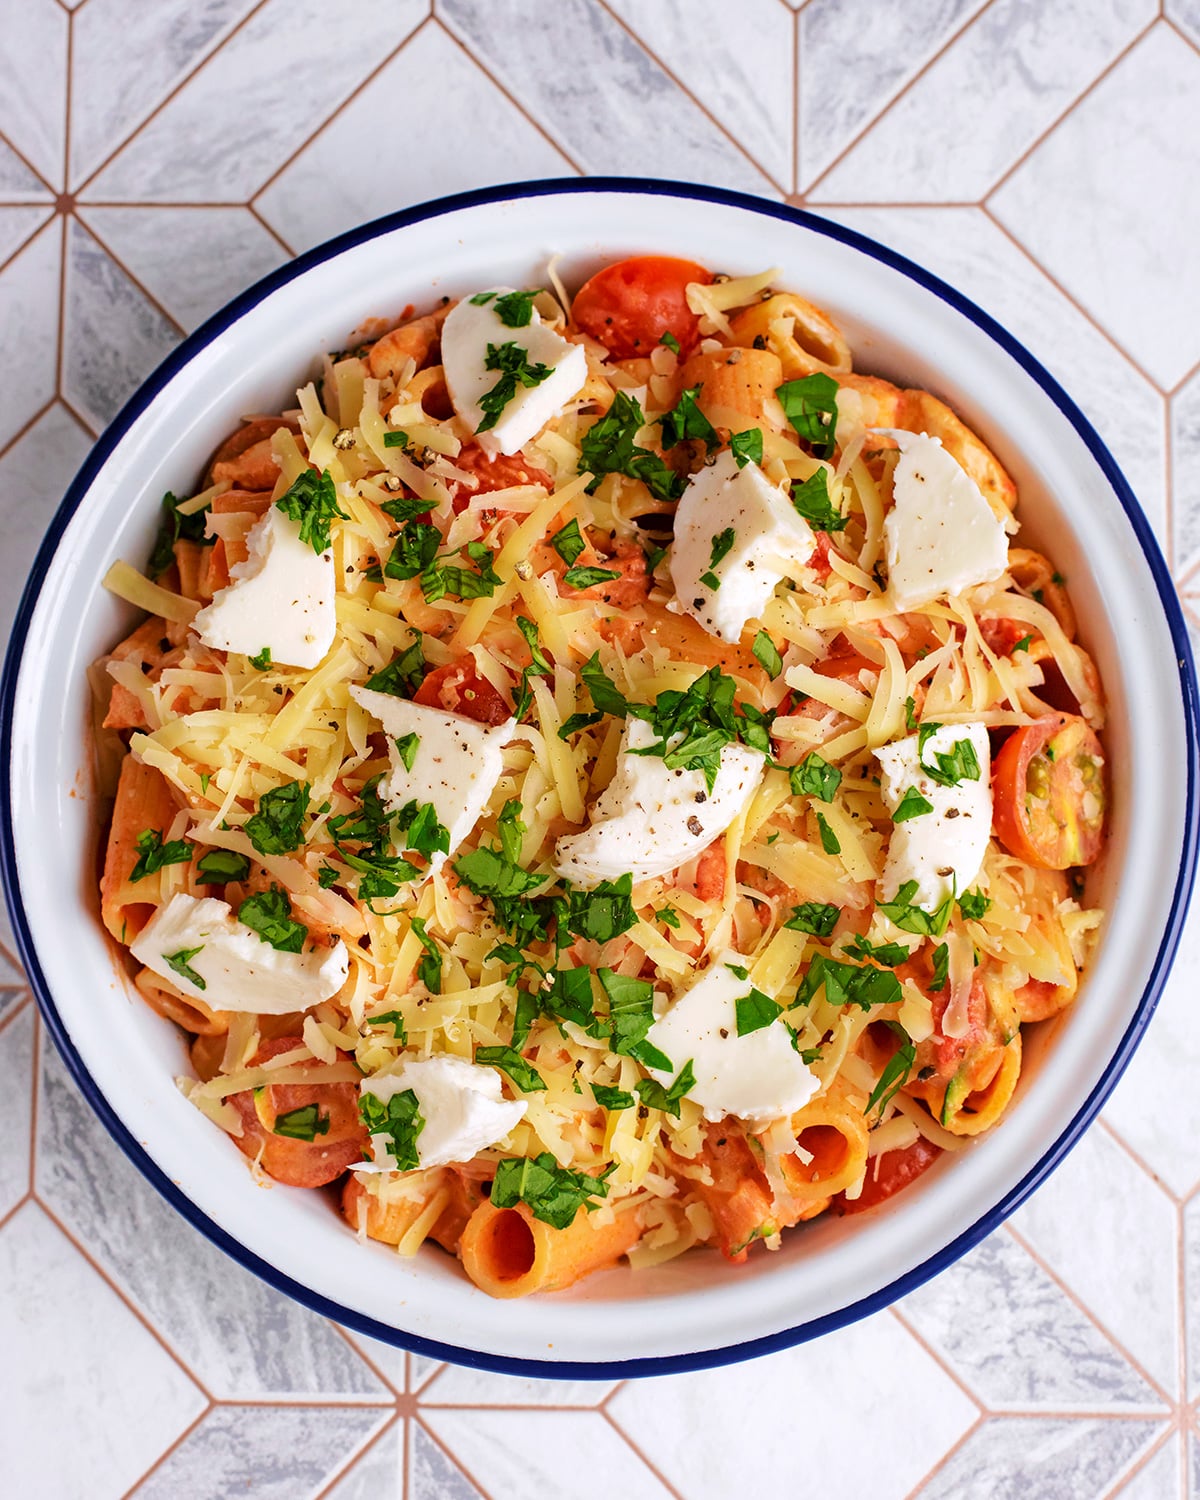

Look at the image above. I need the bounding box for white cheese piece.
[553,718,764,889]
[441,289,588,457]
[669,448,816,644]
[644,952,818,1124]
[193,505,336,669]
[880,429,1008,612]
[349,686,516,855]
[356,1057,527,1171]
[875,723,992,910]
[130,892,349,1014]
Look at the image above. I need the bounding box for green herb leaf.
[470,292,496,305]
[365,636,425,697]
[635,1059,696,1118]
[493,289,537,328]
[272,1103,330,1141]
[735,987,783,1036]
[359,1088,424,1171]
[893,786,934,822]
[659,331,681,356]
[658,906,681,930]
[564,565,621,590]
[752,630,782,679]
[598,968,666,1066]
[244,780,310,855]
[129,828,192,883]
[580,652,630,717]
[490,1152,611,1230]
[789,752,842,802]
[238,886,307,953]
[591,1082,636,1111]
[930,942,950,992]
[395,732,420,771]
[797,953,902,1011]
[784,901,841,937]
[776,373,840,459]
[384,521,441,581]
[958,890,992,921]
[730,428,763,468]
[394,800,451,862]
[878,880,953,937]
[318,863,340,889]
[165,946,205,991]
[564,873,637,945]
[409,915,443,993]
[558,710,604,738]
[1012,634,1033,653]
[816,811,841,855]
[249,647,272,671]
[367,1009,406,1041]
[917,727,981,787]
[475,1045,546,1092]
[550,517,586,566]
[477,341,552,433]
[148,490,214,576]
[578,390,684,502]
[865,1041,916,1117]
[904,695,918,732]
[841,933,909,967]
[382,430,409,449]
[790,466,847,533]
[276,468,349,553]
[196,849,250,884]
[659,386,718,452]
[379,493,436,523]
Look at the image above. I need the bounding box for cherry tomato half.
[571,255,712,358]
[414,657,512,725]
[836,1137,942,1216]
[448,445,553,514]
[992,713,1106,869]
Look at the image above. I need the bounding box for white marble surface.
[0,3,1198,1495]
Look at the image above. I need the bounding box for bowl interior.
[4,183,1193,1373]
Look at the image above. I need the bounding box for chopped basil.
[930,942,950,992]
[365,636,425,697]
[790,466,847,533]
[196,849,250,884]
[580,652,631,717]
[238,886,307,953]
[565,873,637,944]
[477,341,552,433]
[490,1152,612,1230]
[475,1045,546,1093]
[776,373,840,459]
[129,828,191,883]
[893,786,934,822]
[904,695,918,732]
[318,863,340,889]
[735,987,783,1036]
[148,489,214,576]
[382,430,409,449]
[865,1041,916,1117]
[789,752,841,802]
[165,946,205,990]
[558,710,603,738]
[513,614,552,722]
[598,968,670,1070]
[493,289,537,328]
[878,880,953,937]
[276,468,348,553]
[730,428,763,468]
[796,953,901,1011]
[958,890,992,921]
[384,521,441,582]
[659,330,681,355]
[419,541,502,603]
[393,801,450,863]
[658,906,681,930]
[841,933,909,967]
[379,494,436,523]
[394,731,420,771]
[578,390,684,502]
[784,902,841,937]
[550,517,586,566]
[470,291,496,305]
[659,386,718,452]
[367,1009,406,1041]
[249,647,271,671]
[564,564,621,590]
[244,780,311,856]
[409,915,443,994]
[591,1082,636,1111]
[1012,634,1033,653]
[272,1103,330,1141]
[358,1088,424,1171]
[752,630,782,679]
[917,722,981,786]
[699,527,736,591]
[635,1059,696,1118]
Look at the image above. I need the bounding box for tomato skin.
[414,658,511,724]
[448,445,553,514]
[836,1137,942,1215]
[992,713,1106,869]
[571,256,712,358]
[228,1037,368,1189]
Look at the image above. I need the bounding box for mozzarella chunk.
[553,718,764,889]
[644,952,818,1123]
[669,449,816,643]
[356,1058,526,1171]
[875,723,992,910]
[193,505,335,669]
[130,892,348,1014]
[348,686,516,855]
[880,430,1008,612]
[441,289,588,457]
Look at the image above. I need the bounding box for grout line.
[791,4,800,196]
[62,1,73,191]
[1168,351,1200,399]
[68,0,276,201]
[1159,13,1200,64]
[74,199,253,209]
[410,1359,448,1397]
[1178,1195,1193,1411]
[117,1401,213,1500]
[1097,1117,1185,1204]
[419,1400,617,1412]
[600,1406,688,1500]
[72,209,188,336]
[903,1412,985,1498]
[53,211,69,397]
[0,396,57,466]
[413,1412,499,1500]
[0,990,31,1039]
[0,205,55,281]
[1098,1418,1178,1500]
[0,126,59,198]
[594,0,791,198]
[890,1304,987,1414]
[794,198,980,211]
[250,9,433,203]
[56,391,100,438]
[0,1192,30,1236]
[800,0,1000,198]
[329,1320,404,1399]
[599,1378,626,1410]
[432,15,588,177]
[403,1409,410,1500]
[310,1410,400,1500]
[26,1007,39,1205]
[983,15,1160,204]
[979,205,1168,394]
[34,1196,218,1404]
[245,200,295,259]
[1006,1223,1179,1408]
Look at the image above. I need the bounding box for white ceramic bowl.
[3,179,1196,1376]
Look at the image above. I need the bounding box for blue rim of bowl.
[2,176,1197,1379]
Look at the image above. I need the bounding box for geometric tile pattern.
[1,3,1199,1494]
